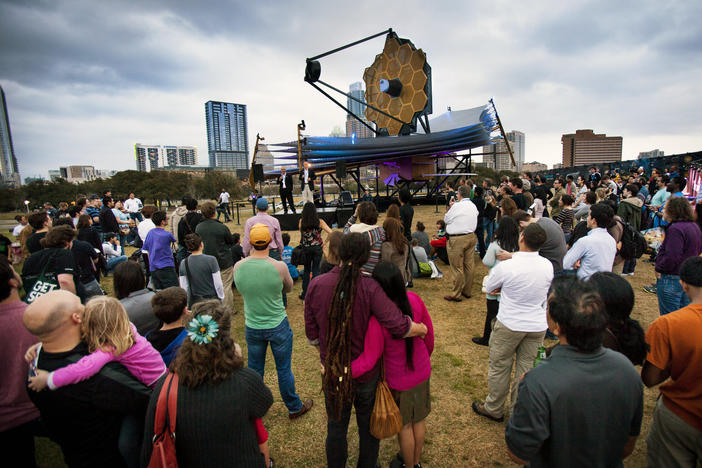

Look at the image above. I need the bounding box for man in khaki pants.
[472,224,553,422]
[443,185,479,302]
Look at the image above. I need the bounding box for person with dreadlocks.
[351,262,434,468]
[304,233,428,468]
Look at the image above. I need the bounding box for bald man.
[24,291,150,468]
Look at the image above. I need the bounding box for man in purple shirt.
[142,210,178,290]
[243,198,285,260]
[0,257,40,466]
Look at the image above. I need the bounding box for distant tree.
[329,125,345,138]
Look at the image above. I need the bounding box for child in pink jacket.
[352,262,434,468]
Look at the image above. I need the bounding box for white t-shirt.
[124,198,143,213]
[220,192,230,203]
[486,251,553,332]
[12,223,25,237]
[138,218,156,243]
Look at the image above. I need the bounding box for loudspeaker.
[252,164,264,182]
[335,161,347,179]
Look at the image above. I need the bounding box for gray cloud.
[1,0,700,178]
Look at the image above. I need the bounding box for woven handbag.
[369,362,403,439]
[148,373,179,468]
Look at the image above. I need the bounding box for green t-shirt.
[233,257,291,330]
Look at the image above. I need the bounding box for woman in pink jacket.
[352,261,434,468]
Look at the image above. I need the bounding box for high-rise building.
[205,101,249,169]
[561,129,622,167]
[347,82,366,118]
[134,144,162,171]
[345,82,374,139]
[638,149,664,159]
[178,146,197,165]
[482,130,525,171]
[0,86,20,187]
[164,146,179,167]
[135,144,197,171]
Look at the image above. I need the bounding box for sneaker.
[643,285,657,294]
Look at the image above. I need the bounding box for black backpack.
[617,219,647,260]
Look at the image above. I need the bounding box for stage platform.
[273,206,354,231]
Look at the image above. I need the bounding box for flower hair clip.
[186,314,219,344]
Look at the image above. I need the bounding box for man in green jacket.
[195,201,235,312]
[616,184,643,276]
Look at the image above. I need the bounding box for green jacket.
[617,197,643,231]
[195,218,235,269]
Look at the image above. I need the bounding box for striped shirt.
[344,216,386,276]
[554,208,574,235]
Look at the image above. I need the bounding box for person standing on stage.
[299,161,316,205]
[278,167,296,214]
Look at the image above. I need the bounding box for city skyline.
[1,1,700,178]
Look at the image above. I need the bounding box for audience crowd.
[1,165,701,468]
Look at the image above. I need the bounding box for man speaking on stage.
[299,160,316,204]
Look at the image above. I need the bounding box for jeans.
[483,219,496,245]
[106,255,128,272]
[476,218,486,258]
[216,205,231,222]
[623,258,637,274]
[325,371,380,468]
[128,212,143,223]
[245,317,303,413]
[657,274,690,315]
[301,245,322,299]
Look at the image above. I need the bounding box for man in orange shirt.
[642,256,702,467]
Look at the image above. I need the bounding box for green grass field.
[19,205,657,467]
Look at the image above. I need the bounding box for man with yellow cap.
[233,223,314,420]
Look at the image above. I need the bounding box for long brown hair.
[500,197,518,218]
[173,300,243,388]
[386,204,400,220]
[324,233,370,419]
[382,217,406,254]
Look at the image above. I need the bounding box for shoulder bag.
[23,251,60,304]
[148,373,179,468]
[369,361,403,439]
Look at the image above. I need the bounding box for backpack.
[291,245,306,266]
[617,219,647,259]
[418,262,432,277]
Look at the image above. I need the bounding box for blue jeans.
[623,258,637,274]
[128,212,143,223]
[301,245,322,299]
[476,218,486,258]
[106,255,128,271]
[245,317,303,413]
[483,219,496,245]
[657,274,690,315]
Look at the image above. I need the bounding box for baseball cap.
[89,194,100,200]
[256,197,269,211]
[250,223,271,247]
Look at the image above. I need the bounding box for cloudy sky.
[1,0,700,179]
